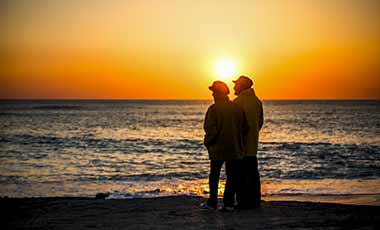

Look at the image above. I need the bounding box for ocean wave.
[0,171,209,185]
[72,172,208,182]
[33,105,83,110]
[0,134,206,154]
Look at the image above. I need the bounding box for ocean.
[0,100,379,204]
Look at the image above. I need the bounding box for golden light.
[214,59,237,81]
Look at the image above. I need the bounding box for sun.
[214,59,237,81]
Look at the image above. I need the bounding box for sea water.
[0,100,379,204]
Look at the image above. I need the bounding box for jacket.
[233,88,263,156]
[203,97,248,160]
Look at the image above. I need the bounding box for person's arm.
[258,101,264,131]
[241,109,249,154]
[242,109,249,137]
[204,106,218,147]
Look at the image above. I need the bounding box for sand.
[3,196,380,230]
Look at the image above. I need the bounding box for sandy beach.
[3,196,379,230]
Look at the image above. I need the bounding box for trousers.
[207,160,240,208]
[237,156,261,208]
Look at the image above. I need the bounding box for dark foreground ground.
[3,196,380,230]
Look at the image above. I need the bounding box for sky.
[1,0,379,99]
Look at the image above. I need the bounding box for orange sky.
[1,0,379,99]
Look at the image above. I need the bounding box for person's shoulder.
[233,95,244,106]
[248,94,261,103]
[206,103,216,112]
[227,100,237,106]
[231,101,244,112]
[256,97,263,106]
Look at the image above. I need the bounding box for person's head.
[208,81,229,100]
[232,75,253,95]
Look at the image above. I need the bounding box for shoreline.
[2,178,379,206]
[2,192,379,205]
[4,196,380,229]
[2,193,379,207]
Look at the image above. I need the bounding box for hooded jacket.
[203,96,248,160]
[233,88,263,157]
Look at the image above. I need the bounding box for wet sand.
[3,196,380,230]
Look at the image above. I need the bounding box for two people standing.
[202,75,263,211]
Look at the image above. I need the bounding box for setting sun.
[214,59,237,81]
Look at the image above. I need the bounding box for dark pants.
[207,160,240,208]
[237,156,261,208]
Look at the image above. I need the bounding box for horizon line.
[0,98,379,101]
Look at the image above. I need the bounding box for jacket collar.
[239,88,255,96]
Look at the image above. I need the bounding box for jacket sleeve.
[234,98,249,136]
[258,101,264,131]
[204,106,218,147]
[242,110,249,137]
[241,108,249,154]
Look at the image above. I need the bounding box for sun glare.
[214,59,237,81]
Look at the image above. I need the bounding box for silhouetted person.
[200,81,247,211]
[233,75,264,209]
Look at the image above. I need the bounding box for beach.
[4,196,380,229]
